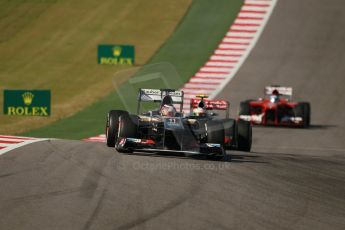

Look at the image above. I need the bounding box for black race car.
[189,95,252,152]
[105,89,226,159]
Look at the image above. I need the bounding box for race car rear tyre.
[222,119,236,150]
[116,114,139,153]
[237,119,252,152]
[295,102,311,128]
[239,100,252,116]
[207,120,225,145]
[106,110,128,147]
[206,120,225,160]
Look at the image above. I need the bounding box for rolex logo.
[22,92,34,105]
[112,46,122,57]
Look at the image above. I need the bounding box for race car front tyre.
[106,110,128,147]
[116,114,139,153]
[294,102,311,128]
[237,119,252,152]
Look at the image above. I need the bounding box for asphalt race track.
[1,0,345,229]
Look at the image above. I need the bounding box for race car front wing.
[116,137,224,156]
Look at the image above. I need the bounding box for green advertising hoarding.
[3,90,51,116]
[98,44,135,65]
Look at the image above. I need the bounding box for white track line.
[0,135,47,156]
[83,134,106,143]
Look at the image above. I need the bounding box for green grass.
[0,0,192,134]
[23,0,244,139]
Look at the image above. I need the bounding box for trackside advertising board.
[98,44,135,65]
[3,90,51,116]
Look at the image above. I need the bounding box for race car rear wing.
[190,98,230,118]
[265,86,293,99]
[137,88,184,113]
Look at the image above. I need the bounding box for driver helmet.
[193,107,207,117]
[270,89,280,103]
[160,104,177,117]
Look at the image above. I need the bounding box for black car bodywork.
[189,96,252,152]
[105,89,225,158]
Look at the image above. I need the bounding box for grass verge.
[0,0,192,134]
[23,0,243,139]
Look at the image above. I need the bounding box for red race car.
[238,86,311,128]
